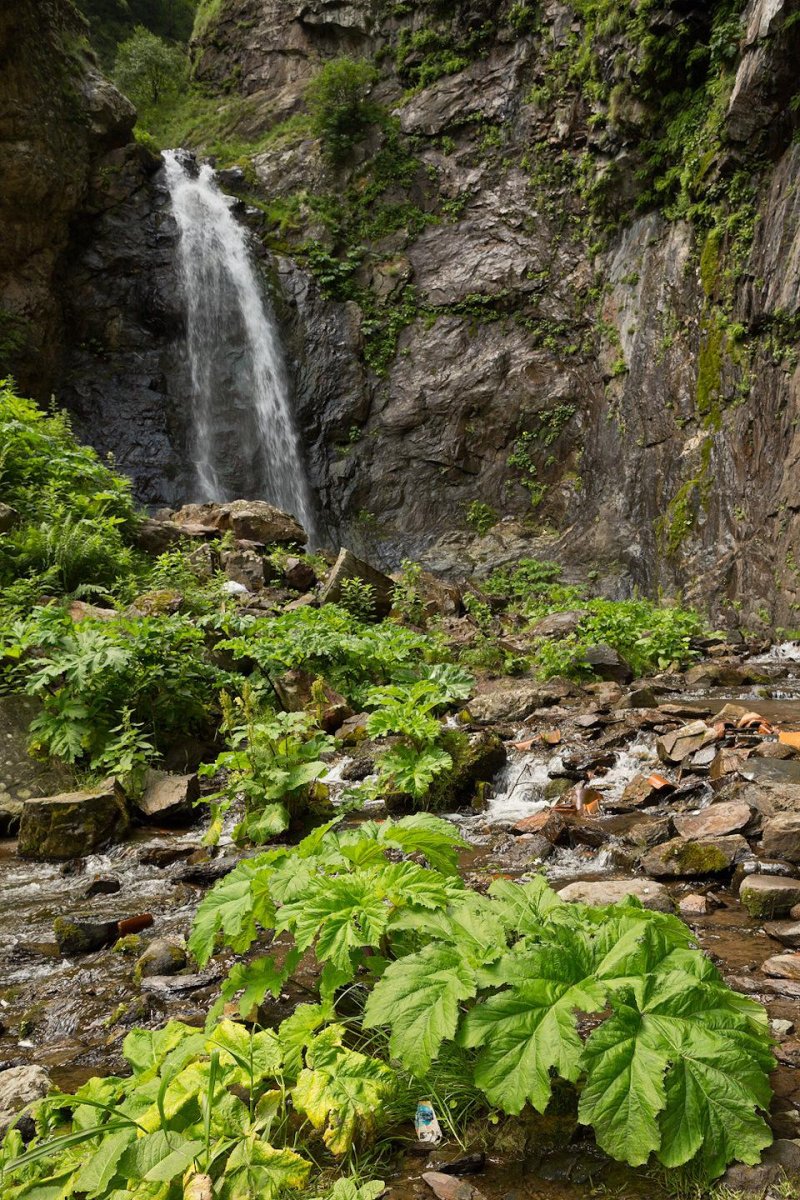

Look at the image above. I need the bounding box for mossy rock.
[426,729,507,810]
[18,782,129,860]
[640,835,744,878]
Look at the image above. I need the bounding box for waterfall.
[162,149,317,540]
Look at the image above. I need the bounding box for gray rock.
[765,921,800,948]
[54,916,118,954]
[319,548,394,618]
[18,780,129,860]
[134,771,200,824]
[467,685,547,725]
[0,697,74,814]
[640,835,748,878]
[763,813,800,862]
[220,548,270,591]
[740,874,800,919]
[762,953,800,981]
[529,610,586,638]
[584,645,633,684]
[673,801,753,840]
[556,878,673,912]
[0,1065,51,1138]
[135,937,188,979]
[721,1138,800,1193]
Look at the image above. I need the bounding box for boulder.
[134,771,200,824]
[640,835,748,878]
[584,644,633,684]
[765,922,800,948]
[763,814,800,862]
[283,557,317,592]
[18,780,129,859]
[220,549,270,591]
[556,878,673,912]
[0,794,23,836]
[0,1065,51,1138]
[133,517,191,554]
[611,772,672,812]
[126,589,183,617]
[273,669,353,733]
[740,875,800,918]
[135,937,188,979]
[68,600,117,622]
[679,893,709,916]
[762,954,800,982]
[721,1139,800,1194]
[319,548,394,618]
[171,500,306,546]
[467,684,548,724]
[336,713,370,744]
[0,502,19,532]
[673,801,753,840]
[514,808,567,840]
[530,610,586,638]
[54,916,119,954]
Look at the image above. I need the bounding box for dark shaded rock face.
[57,147,192,506]
[0,0,134,395]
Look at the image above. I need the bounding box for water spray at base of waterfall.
[162,149,318,542]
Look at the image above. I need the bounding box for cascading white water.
[162,149,317,540]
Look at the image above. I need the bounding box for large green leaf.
[292,1027,395,1154]
[118,1131,204,1183]
[206,1019,282,1084]
[363,943,477,1074]
[277,873,391,973]
[459,959,607,1113]
[576,1004,667,1166]
[70,1128,136,1197]
[377,812,469,875]
[579,970,775,1178]
[221,1137,309,1200]
[189,860,270,966]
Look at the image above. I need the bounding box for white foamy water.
[588,736,657,804]
[751,642,800,663]
[163,150,317,540]
[474,750,551,824]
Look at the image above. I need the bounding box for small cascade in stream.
[162,149,317,540]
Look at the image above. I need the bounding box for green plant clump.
[180,818,775,1183]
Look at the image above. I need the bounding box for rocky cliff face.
[0,0,135,396]
[6,0,800,628]
[179,0,800,627]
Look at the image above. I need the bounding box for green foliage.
[113,26,188,114]
[305,58,382,164]
[337,577,377,622]
[189,832,773,1184]
[0,607,230,773]
[394,23,494,91]
[219,605,447,708]
[465,501,498,536]
[200,688,335,844]
[481,557,563,600]
[360,670,473,804]
[0,1016,389,1197]
[75,0,196,67]
[0,381,138,600]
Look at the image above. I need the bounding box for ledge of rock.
[18,779,129,860]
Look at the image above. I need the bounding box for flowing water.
[162,149,317,539]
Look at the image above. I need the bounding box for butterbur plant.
[0,1016,389,1199]
[200,688,335,844]
[188,819,774,1183]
